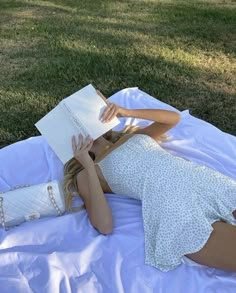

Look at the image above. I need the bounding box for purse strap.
[47,185,63,216]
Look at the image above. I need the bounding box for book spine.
[59,102,89,138]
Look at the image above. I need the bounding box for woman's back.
[96,134,225,199]
[96,134,170,199]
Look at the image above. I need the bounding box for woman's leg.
[185,221,236,272]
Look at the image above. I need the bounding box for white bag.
[0,180,66,229]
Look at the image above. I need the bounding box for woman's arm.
[122,108,180,125]
[123,108,181,141]
[101,104,181,141]
[72,133,113,235]
[77,165,113,235]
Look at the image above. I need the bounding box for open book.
[35,84,120,164]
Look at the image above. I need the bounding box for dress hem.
[145,212,236,272]
[144,224,215,272]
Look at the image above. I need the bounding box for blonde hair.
[63,125,169,212]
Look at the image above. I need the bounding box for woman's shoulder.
[94,133,136,164]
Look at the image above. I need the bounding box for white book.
[35,84,120,164]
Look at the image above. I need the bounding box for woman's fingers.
[101,103,117,122]
[77,133,83,149]
[87,139,94,151]
[72,135,77,155]
[80,135,93,150]
[106,105,118,121]
[101,104,112,121]
[72,134,93,156]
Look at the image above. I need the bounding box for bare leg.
[185,221,236,272]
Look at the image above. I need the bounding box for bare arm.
[122,108,180,125]
[123,108,181,141]
[77,165,113,235]
[72,133,113,235]
[101,104,181,141]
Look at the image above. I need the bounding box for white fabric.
[0,87,236,292]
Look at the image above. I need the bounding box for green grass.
[0,0,236,147]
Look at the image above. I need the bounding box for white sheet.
[1,87,236,293]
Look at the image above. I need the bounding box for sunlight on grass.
[0,0,235,147]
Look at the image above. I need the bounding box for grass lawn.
[0,0,235,147]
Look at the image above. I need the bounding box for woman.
[63,100,236,273]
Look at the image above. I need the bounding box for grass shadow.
[0,0,235,146]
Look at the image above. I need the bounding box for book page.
[35,105,87,164]
[35,84,121,164]
[59,102,88,138]
[62,84,120,140]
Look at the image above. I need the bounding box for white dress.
[96,134,236,272]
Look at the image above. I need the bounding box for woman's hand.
[100,102,128,123]
[72,134,94,169]
[96,89,128,122]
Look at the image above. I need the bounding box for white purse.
[0,180,66,230]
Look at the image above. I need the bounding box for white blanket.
[0,87,236,293]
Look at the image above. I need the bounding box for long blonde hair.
[63,125,169,212]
